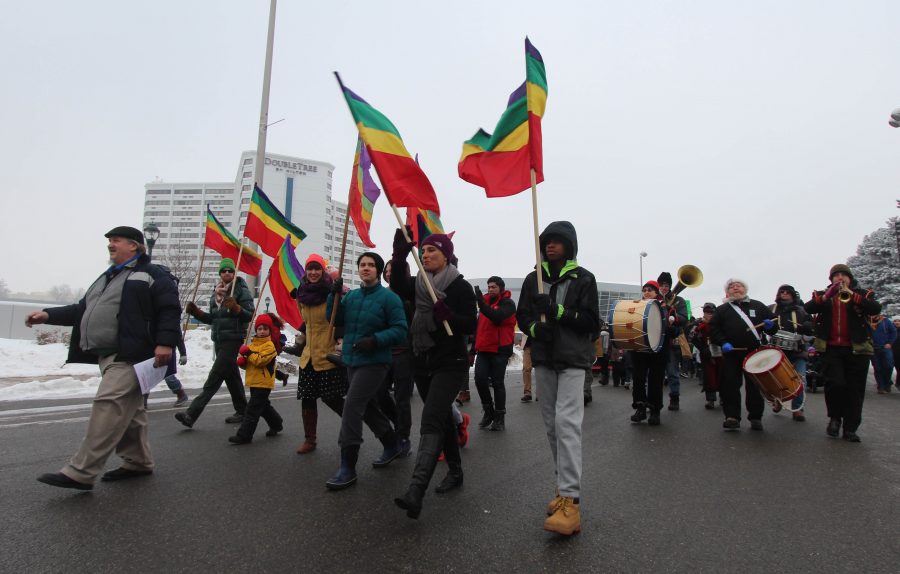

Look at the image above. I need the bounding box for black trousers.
[822,346,870,432]
[237,387,283,439]
[631,350,667,410]
[417,368,466,466]
[473,352,508,411]
[720,351,764,421]
[379,349,414,440]
[186,340,247,420]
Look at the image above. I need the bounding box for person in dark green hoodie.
[516,221,599,536]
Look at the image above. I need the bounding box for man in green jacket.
[176,258,254,427]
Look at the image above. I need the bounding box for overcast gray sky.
[3,0,899,310]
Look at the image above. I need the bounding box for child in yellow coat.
[230,314,284,444]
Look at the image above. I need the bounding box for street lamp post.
[143,223,160,260]
[265,296,271,313]
[639,251,647,285]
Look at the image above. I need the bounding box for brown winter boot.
[544,496,581,536]
[296,409,318,454]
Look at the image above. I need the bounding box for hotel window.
[242,171,252,179]
[243,158,253,166]
[147,189,171,195]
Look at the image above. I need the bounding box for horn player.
[804,264,881,443]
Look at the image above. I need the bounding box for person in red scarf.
[804,264,881,442]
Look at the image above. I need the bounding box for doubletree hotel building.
[142,151,371,303]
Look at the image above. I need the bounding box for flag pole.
[244,272,271,343]
[389,204,453,336]
[328,210,352,330]
[530,168,547,322]
[228,240,248,297]
[183,246,207,337]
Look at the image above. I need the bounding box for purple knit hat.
[420,234,454,262]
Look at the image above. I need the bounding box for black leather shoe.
[434,470,464,494]
[842,431,861,443]
[37,472,92,491]
[265,427,283,437]
[225,413,244,424]
[826,418,841,437]
[647,411,661,426]
[101,467,153,482]
[174,411,194,428]
[228,435,251,444]
[723,418,740,430]
[749,419,764,431]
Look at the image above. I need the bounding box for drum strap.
[729,303,761,342]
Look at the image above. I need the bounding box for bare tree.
[49,284,77,303]
[0,278,10,300]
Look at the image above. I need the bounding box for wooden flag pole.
[389,204,453,336]
[228,240,248,297]
[244,272,271,343]
[183,246,208,337]
[530,168,547,322]
[328,210,352,331]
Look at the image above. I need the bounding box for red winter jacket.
[475,291,517,356]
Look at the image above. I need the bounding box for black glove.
[433,300,453,323]
[331,278,343,294]
[185,301,201,318]
[532,321,554,341]
[392,226,415,259]
[532,294,553,316]
[352,336,377,352]
[474,286,483,300]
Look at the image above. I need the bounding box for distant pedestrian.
[473,276,516,431]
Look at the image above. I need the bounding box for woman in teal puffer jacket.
[323,252,408,490]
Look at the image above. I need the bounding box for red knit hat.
[305,254,328,270]
[643,280,661,295]
[255,314,273,329]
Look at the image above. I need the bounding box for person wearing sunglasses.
[178,258,253,429]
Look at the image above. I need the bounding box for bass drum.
[607,299,665,353]
[742,346,804,407]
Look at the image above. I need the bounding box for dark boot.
[394,434,442,519]
[826,418,841,438]
[668,394,680,411]
[297,409,318,454]
[648,409,661,426]
[630,406,647,423]
[372,430,403,468]
[489,409,506,431]
[434,462,464,494]
[478,404,495,429]
[325,447,359,490]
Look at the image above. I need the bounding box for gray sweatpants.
[535,366,585,499]
[339,364,394,450]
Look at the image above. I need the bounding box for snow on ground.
[0,329,221,402]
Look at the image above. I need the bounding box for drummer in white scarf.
[708,278,778,431]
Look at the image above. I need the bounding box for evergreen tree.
[847,217,900,316]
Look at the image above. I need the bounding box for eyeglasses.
[778,289,792,293]
[641,287,656,293]
[220,269,235,274]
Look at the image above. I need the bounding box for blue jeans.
[871,348,895,390]
[665,346,681,396]
[790,357,807,410]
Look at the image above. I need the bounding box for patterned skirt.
[297,362,349,401]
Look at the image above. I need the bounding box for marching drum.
[742,346,804,408]
[607,299,665,353]
[770,329,802,352]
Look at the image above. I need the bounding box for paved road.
[1,373,898,573]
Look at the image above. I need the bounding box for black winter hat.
[657,272,673,287]
[829,264,854,282]
[105,226,145,245]
[358,252,385,277]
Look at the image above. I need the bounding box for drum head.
[744,348,782,374]
[643,300,664,352]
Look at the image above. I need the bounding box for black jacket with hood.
[516,221,600,370]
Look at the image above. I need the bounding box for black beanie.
[657,272,673,287]
[358,252,385,276]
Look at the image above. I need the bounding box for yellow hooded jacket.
[242,336,277,389]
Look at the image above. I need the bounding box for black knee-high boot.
[435,421,463,493]
[394,433,443,519]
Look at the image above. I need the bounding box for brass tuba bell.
[666,264,703,304]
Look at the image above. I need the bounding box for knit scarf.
[411,264,461,355]
[214,281,229,305]
[297,274,333,307]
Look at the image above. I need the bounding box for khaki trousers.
[62,355,153,483]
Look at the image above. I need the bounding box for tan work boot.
[546,492,562,516]
[544,496,581,536]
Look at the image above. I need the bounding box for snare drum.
[770,329,802,352]
[742,346,803,404]
[607,299,665,352]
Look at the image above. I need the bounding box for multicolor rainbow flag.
[348,137,381,248]
[406,207,446,246]
[458,38,547,198]
[268,235,305,330]
[335,73,440,212]
[245,186,307,258]
[203,207,263,275]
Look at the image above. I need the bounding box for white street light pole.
[639,251,647,285]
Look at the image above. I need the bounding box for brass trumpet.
[666,264,703,305]
[838,285,854,304]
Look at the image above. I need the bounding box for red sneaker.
[457,413,470,447]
